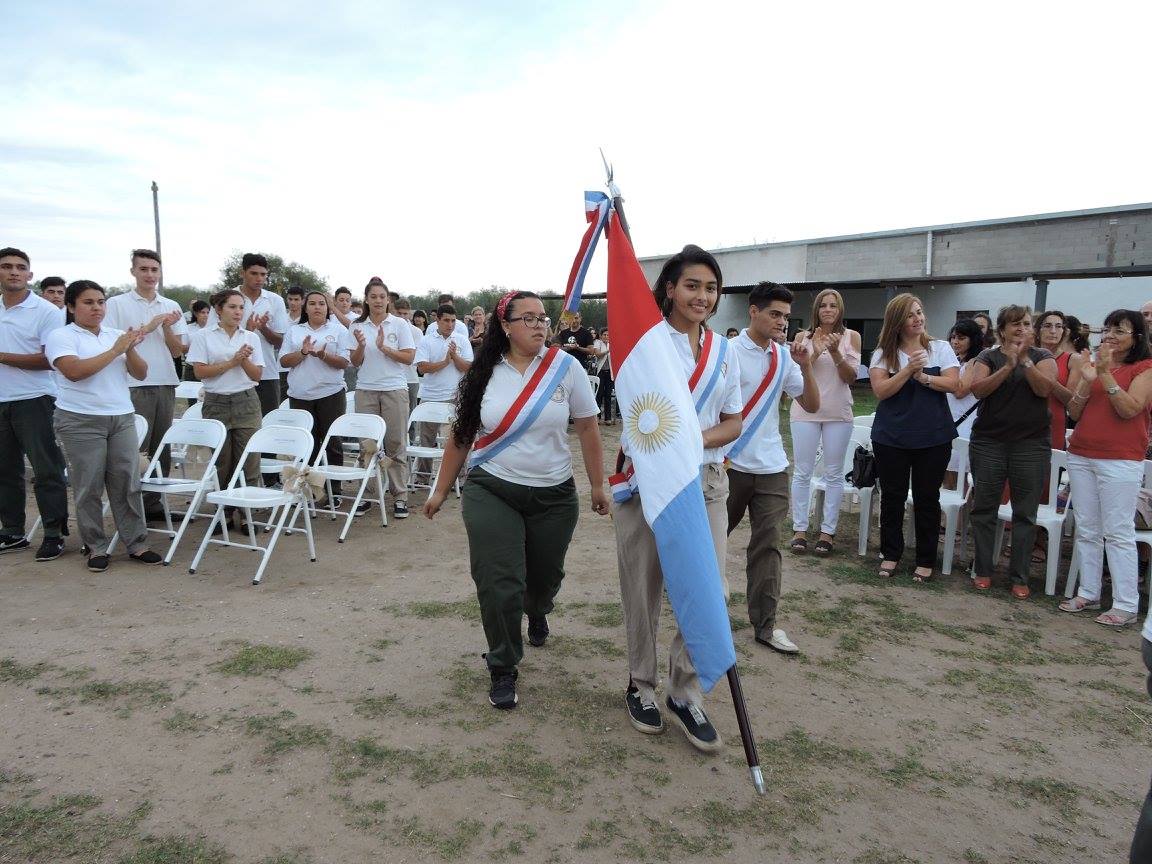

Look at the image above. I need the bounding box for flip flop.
[1095,610,1138,627]
[912,568,934,583]
[813,539,834,557]
[789,538,808,554]
[973,576,992,591]
[878,561,898,578]
[1058,597,1100,613]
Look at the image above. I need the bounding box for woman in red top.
[1034,310,1084,451]
[1058,310,1152,627]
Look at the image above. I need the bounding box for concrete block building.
[638,203,1152,355]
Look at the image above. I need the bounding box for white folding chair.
[994,448,1070,596]
[180,402,203,421]
[297,413,388,542]
[31,414,149,547]
[1065,459,1152,598]
[341,392,362,462]
[854,413,875,429]
[407,401,460,497]
[808,424,876,557]
[188,426,316,585]
[108,419,227,565]
[258,409,313,480]
[175,381,203,401]
[588,375,600,396]
[937,438,972,575]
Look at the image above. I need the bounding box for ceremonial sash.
[726,340,788,463]
[688,330,729,416]
[468,347,575,468]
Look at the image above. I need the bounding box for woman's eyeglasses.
[508,314,551,328]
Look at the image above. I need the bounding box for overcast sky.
[6,0,1149,295]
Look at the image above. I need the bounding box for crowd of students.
[4,246,1152,749]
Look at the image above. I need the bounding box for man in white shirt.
[104,249,188,514]
[436,293,470,339]
[0,248,68,560]
[38,276,66,309]
[414,305,473,478]
[726,282,821,655]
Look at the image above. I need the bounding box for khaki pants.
[54,410,148,555]
[354,388,410,502]
[614,462,729,706]
[201,390,262,490]
[726,468,789,639]
[128,385,175,511]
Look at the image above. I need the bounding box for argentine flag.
[607,212,737,693]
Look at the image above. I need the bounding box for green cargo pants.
[461,468,579,670]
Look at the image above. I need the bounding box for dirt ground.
[2,420,1151,864]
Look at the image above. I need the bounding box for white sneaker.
[757,628,799,654]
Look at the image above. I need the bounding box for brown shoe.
[1010,584,1030,600]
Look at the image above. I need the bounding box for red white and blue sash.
[468,347,576,469]
[726,340,788,463]
[688,329,729,417]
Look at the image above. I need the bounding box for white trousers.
[790,420,854,535]
[1068,453,1143,614]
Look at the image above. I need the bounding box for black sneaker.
[488,667,518,710]
[129,550,163,565]
[353,500,372,517]
[527,615,549,647]
[87,555,110,573]
[0,536,30,554]
[393,501,409,519]
[665,696,723,754]
[35,537,65,562]
[626,685,664,734]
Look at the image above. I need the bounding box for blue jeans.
[969,437,1050,586]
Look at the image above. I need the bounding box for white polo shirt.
[186,325,264,395]
[281,319,354,401]
[104,289,189,387]
[726,330,805,474]
[207,288,289,382]
[0,290,64,401]
[405,322,424,385]
[661,322,742,465]
[415,329,474,401]
[350,314,416,392]
[45,324,136,415]
[478,349,599,487]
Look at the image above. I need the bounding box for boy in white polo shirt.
[104,249,188,515]
[726,282,821,655]
[414,305,473,478]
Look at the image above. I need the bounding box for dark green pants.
[462,468,579,670]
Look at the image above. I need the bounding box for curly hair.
[451,291,541,447]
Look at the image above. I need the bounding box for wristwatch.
[1106,384,1121,396]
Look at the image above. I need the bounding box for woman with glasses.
[967,306,1058,599]
[1034,310,1084,451]
[1059,310,1152,627]
[423,292,607,711]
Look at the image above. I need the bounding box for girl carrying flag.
[423,291,608,710]
[612,245,742,754]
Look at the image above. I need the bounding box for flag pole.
[600,152,765,796]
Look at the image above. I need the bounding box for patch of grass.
[210,763,233,776]
[256,855,314,864]
[1001,738,1051,759]
[391,599,480,620]
[994,776,1083,820]
[1083,679,1146,701]
[394,816,483,860]
[211,643,312,676]
[0,794,152,862]
[78,679,172,706]
[0,768,35,785]
[854,850,922,864]
[940,667,1036,699]
[546,634,624,660]
[162,709,209,734]
[627,813,732,860]
[243,711,331,757]
[118,834,229,863]
[760,726,873,770]
[0,657,53,683]
[576,817,621,850]
[963,851,990,864]
[582,602,624,628]
[350,692,434,721]
[1070,702,1152,741]
[368,638,397,651]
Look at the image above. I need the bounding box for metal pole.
[602,152,764,795]
[151,181,163,288]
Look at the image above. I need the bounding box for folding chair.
[258,409,313,481]
[108,418,227,564]
[341,391,361,463]
[175,381,203,401]
[407,401,460,497]
[188,426,316,585]
[1065,459,1152,598]
[297,413,388,542]
[808,424,876,557]
[994,448,1071,595]
[29,414,149,546]
[588,375,600,396]
[910,437,972,576]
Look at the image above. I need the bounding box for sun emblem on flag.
[625,392,680,454]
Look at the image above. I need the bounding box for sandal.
[1095,610,1138,628]
[912,567,933,583]
[878,561,898,578]
[1010,584,1031,600]
[813,539,834,557]
[1058,596,1101,613]
[973,576,992,591]
[789,537,808,554]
